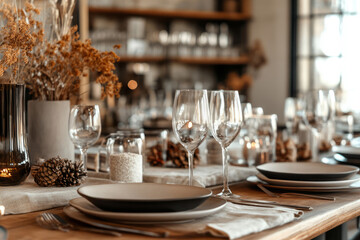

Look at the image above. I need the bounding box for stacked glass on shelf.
[90,22,241,58]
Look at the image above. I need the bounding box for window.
[293,0,360,113]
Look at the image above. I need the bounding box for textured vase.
[0,84,31,186]
[28,100,74,165]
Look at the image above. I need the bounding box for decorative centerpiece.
[21,0,121,166]
[0,0,121,185]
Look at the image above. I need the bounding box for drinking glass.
[299,90,335,158]
[210,90,242,197]
[247,114,278,165]
[284,98,298,136]
[172,89,209,186]
[69,105,101,170]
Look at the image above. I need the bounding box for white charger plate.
[69,197,226,223]
[256,162,358,181]
[78,183,212,212]
[257,173,360,187]
[247,176,360,192]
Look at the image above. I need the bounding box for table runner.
[1,165,256,215]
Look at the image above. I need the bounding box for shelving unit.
[88,7,251,21]
[118,56,250,65]
[80,0,252,106]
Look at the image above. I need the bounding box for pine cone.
[55,160,87,187]
[147,144,166,166]
[168,142,200,168]
[33,157,87,187]
[33,157,62,187]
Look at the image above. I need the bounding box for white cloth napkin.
[0,177,111,215]
[164,203,302,239]
[143,165,257,187]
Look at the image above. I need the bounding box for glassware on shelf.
[209,90,242,198]
[68,105,101,171]
[172,89,209,186]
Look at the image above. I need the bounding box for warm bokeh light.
[127,80,138,90]
[0,205,4,215]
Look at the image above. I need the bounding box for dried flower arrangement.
[0,0,121,100]
[0,1,41,84]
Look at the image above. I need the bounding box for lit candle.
[0,169,11,177]
[0,205,4,216]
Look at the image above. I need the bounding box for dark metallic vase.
[0,84,30,185]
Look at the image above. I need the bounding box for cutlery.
[37,212,122,236]
[257,184,336,201]
[43,212,167,238]
[226,197,313,211]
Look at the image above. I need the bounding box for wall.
[249,0,290,124]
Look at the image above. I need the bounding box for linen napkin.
[0,177,111,215]
[163,203,302,239]
[143,165,257,187]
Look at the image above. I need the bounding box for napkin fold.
[0,177,111,215]
[164,203,302,239]
[143,165,257,187]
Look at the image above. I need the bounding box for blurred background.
[74,0,360,133]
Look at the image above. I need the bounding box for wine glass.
[172,89,209,186]
[209,90,242,198]
[299,90,334,158]
[68,105,101,170]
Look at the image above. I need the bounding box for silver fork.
[38,212,167,238]
[257,184,336,201]
[37,213,122,236]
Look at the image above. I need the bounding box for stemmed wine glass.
[299,90,335,159]
[69,105,101,170]
[172,89,209,186]
[209,90,242,197]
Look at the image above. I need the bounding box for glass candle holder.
[106,131,144,183]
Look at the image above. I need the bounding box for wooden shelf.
[117,56,249,65]
[118,56,166,63]
[174,56,250,65]
[89,7,251,21]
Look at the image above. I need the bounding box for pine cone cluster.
[147,141,200,168]
[33,157,87,187]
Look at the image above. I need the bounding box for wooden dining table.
[2,180,360,240]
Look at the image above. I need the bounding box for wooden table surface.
[2,181,360,240]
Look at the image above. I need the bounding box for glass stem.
[79,147,88,171]
[221,146,231,196]
[187,151,194,186]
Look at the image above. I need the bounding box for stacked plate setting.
[247,162,360,192]
[65,183,227,224]
[332,139,360,167]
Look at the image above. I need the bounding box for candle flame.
[0,169,11,177]
[0,205,4,215]
[187,121,193,128]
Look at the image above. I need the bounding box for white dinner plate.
[256,162,358,181]
[69,197,226,223]
[78,183,212,212]
[247,176,360,192]
[257,173,360,187]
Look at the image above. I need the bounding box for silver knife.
[227,198,313,211]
